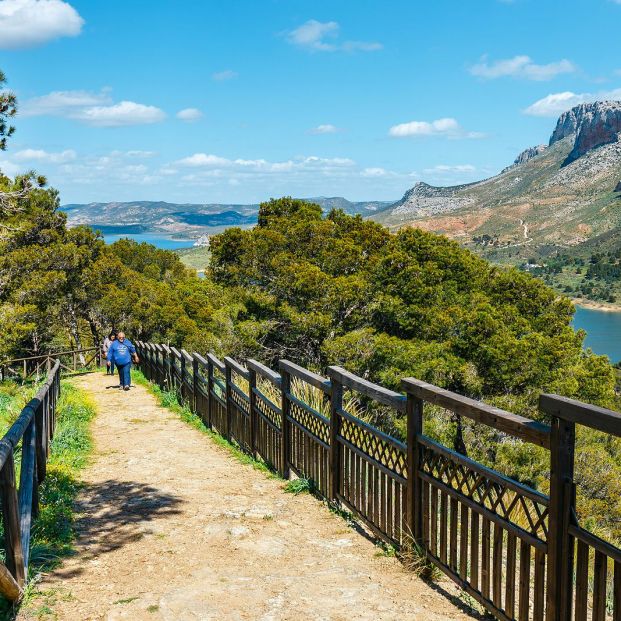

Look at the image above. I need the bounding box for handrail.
[539,393,621,436]
[0,347,98,366]
[224,356,250,380]
[279,360,330,393]
[248,359,281,386]
[0,359,61,602]
[329,365,406,412]
[403,377,551,448]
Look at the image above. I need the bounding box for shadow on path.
[52,479,184,579]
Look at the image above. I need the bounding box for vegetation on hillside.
[520,249,621,307]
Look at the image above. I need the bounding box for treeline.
[3,172,621,539]
[2,189,617,412]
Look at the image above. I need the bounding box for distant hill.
[371,100,621,263]
[62,197,392,241]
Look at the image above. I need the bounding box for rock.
[513,145,547,166]
[615,181,621,192]
[390,182,477,219]
[502,144,547,172]
[549,101,621,165]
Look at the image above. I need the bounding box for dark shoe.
[123,385,130,391]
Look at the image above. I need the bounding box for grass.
[283,477,314,495]
[174,246,211,272]
[0,380,96,620]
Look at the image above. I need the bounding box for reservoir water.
[103,233,193,250]
[572,306,621,363]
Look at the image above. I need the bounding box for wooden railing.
[0,360,61,601]
[135,341,621,621]
[0,347,100,381]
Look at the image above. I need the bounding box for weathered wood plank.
[329,366,406,412]
[404,378,551,448]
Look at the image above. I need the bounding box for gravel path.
[21,372,475,620]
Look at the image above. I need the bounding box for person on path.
[102,331,117,375]
[106,331,138,390]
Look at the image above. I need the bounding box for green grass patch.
[132,370,277,478]
[283,477,314,495]
[0,380,40,435]
[0,380,95,619]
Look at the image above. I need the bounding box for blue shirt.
[106,339,136,365]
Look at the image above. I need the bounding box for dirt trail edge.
[21,372,476,621]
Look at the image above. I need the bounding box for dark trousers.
[117,362,131,387]
[107,360,115,375]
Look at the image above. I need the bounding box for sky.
[0,0,620,205]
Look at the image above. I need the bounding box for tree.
[0,70,17,151]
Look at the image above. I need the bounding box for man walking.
[106,332,139,390]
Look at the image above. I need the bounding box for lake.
[573,306,621,363]
[103,232,193,250]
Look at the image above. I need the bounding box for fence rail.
[0,360,61,601]
[1,347,100,381]
[135,341,621,621]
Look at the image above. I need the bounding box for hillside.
[371,101,621,265]
[62,197,392,241]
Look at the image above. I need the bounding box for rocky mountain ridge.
[550,101,621,164]
[371,101,621,259]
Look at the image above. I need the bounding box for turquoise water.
[103,233,193,250]
[573,306,621,363]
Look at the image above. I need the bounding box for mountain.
[303,196,393,214]
[62,197,392,241]
[371,101,621,262]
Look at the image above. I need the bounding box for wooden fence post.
[545,414,575,621]
[180,352,186,403]
[225,361,232,441]
[162,347,170,390]
[329,375,343,503]
[192,356,199,414]
[406,391,424,546]
[280,367,291,479]
[249,368,257,458]
[0,453,25,585]
[207,357,214,429]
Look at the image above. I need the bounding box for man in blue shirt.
[106,332,138,390]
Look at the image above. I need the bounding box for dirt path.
[22,372,475,621]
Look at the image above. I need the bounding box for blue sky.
[1,0,620,205]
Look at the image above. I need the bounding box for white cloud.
[0,0,83,49]
[308,124,340,134]
[124,150,156,158]
[212,70,238,81]
[524,87,621,116]
[176,108,203,122]
[14,148,76,163]
[22,90,166,126]
[361,167,391,177]
[21,89,111,117]
[470,55,575,81]
[389,117,483,139]
[71,101,165,127]
[175,153,355,173]
[285,19,381,53]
